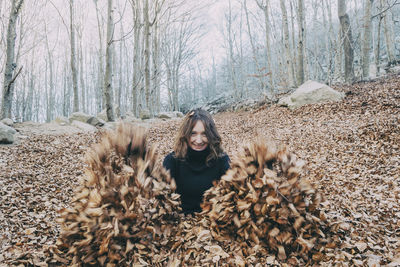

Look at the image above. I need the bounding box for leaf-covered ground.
[1,74,399,266]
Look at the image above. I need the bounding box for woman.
[163,108,230,214]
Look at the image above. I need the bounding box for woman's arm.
[220,154,231,177]
[163,153,177,179]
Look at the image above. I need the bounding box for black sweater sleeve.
[219,154,231,177]
[163,152,177,179]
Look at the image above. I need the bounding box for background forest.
[1,0,399,122]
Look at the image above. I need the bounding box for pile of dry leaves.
[0,73,399,266]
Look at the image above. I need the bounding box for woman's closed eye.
[191,131,206,136]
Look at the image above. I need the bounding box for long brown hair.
[174,108,224,163]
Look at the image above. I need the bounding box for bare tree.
[69,0,79,112]
[361,0,373,79]
[279,0,295,87]
[296,0,305,84]
[381,0,395,65]
[243,0,266,93]
[93,0,105,112]
[1,0,24,119]
[104,0,115,121]
[225,0,239,99]
[143,0,151,112]
[338,0,354,83]
[129,0,143,117]
[256,0,274,91]
[44,23,56,122]
[163,9,200,111]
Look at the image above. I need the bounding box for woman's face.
[188,121,208,151]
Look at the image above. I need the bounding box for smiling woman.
[163,108,230,214]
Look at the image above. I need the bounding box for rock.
[71,120,97,132]
[369,63,377,79]
[388,65,400,74]
[157,112,173,119]
[87,116,105,127]
[0,122,17,144]
[69,112,92,123]
[156,111,184,119]
[97,109,108,122]
[174,111,184,118]
[52,116,70,125]
[125,111,135,118]
[139,109,151,120]
[1,118,13,127]
[123,116,141,124]
[102,122,117,131]
[278,80,344,109]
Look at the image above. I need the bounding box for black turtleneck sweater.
[163,147,230,214]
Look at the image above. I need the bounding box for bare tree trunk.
[26,50,35,121]
[104,0,115,121]
[361,0,373,79]
[79,36,86,112]
[45,24,54,122]
[94,0,104,111]
[289,0,297,72]
[381,0,395,65]
[63,63,68,117]
[338,0,354,83]
[1,0,24,119]
[244,0,266,93]
[116,22,124,118]
[70,0,79,112]
[256,0,274,91]
[296,0,305,84]
[279,0,295,87]
[130,0,141,117]
[152,20,161,115]
[143,0,151,111]
[227,0,238,99]
[375,15,383,73]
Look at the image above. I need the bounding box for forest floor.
[0,73,399,266]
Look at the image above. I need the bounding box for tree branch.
[372,0,400,19]
[6,66,23,92]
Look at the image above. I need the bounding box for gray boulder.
[69,112,92,123]
[0,122,17,144]
[157,112,173,119]
[87,116,105,127]
[97,109,108,122]
[278,80,344,109]
[71,120,97,132]
[1,118,13,127]
[173,111,184,118]
[123,116,141,124]
[389,65,400,74]
[139,109,151,120]
[52,116,70,125]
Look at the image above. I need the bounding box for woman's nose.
[195,134,202,143]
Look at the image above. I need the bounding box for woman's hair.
[174,108,224,163]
